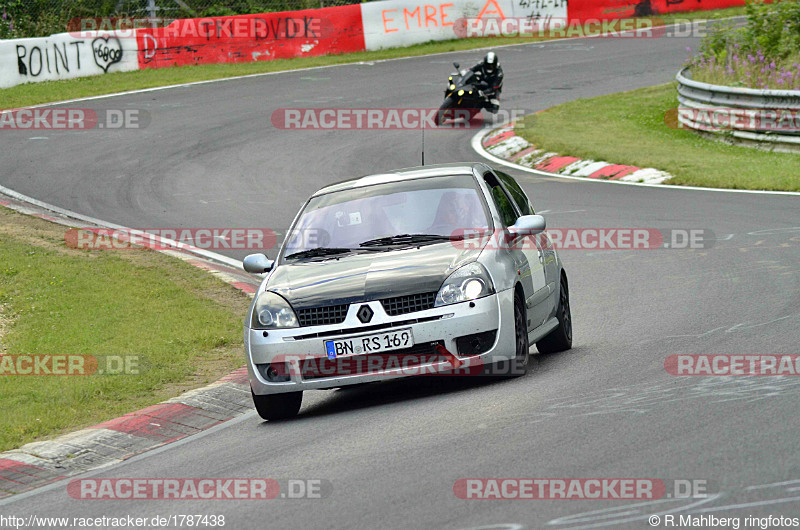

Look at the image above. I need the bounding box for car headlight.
[435,262,495,307]
[449,84,456,90]
[458,89,465,96]
[251,291,299,329]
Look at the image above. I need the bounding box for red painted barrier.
[135,5,365,69]
[129,0,749,71]
[568,0,747,20]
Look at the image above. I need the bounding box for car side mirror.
[453,62,460,69]
[508,215,546,237]
[243,253,274,274]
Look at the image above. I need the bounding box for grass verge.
[0,207,251,452]
[0,7,746,109]
[515,83,800,192]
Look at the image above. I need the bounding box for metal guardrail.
[675,68,800,152]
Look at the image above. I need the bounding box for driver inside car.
[428,191,484,234]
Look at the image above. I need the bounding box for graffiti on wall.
[1,31,137,89]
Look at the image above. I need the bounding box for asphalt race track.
[2,28,800,529]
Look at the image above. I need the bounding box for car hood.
[266,244,481,308]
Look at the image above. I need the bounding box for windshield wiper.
[284,247,355,260]
[359,234,454,248]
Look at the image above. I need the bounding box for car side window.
[497,171,534,216]
[483,172,519,227]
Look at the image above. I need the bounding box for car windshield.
[283,174,490,258]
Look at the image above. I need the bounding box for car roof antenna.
[421,118,426,165]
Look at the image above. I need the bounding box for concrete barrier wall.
[0,0,748,90]
[360,0,566,50]
[568,0,746,20]
[0,31,139,89]
[135,6,365,69]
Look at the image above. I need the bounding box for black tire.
[510,293,530,376]
[480,293,529,378]
[437,97,455,126]
[251,389,302,421]
[493,292,529,377]
[536,274,573,354]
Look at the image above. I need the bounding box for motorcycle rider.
[470,52,503,113]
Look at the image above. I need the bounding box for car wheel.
[251,389,302,421]
[536,274,573,354]
[504,292,530,377]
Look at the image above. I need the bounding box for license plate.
[325,329,414,359]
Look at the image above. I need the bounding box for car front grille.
[295,304,349,327]
[294,291,438,328]
[380,292,437,316]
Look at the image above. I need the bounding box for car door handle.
[526,284,552,308]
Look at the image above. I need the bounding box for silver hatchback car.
[242,163,572,420]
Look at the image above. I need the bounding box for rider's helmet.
[484,52,498,75]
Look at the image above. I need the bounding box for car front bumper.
[246,288,516,395]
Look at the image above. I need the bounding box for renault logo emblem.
[357,305,374,323]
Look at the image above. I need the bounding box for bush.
[698,0,800,60]
[690,0,800,89]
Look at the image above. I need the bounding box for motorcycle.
[436,62,495,126]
